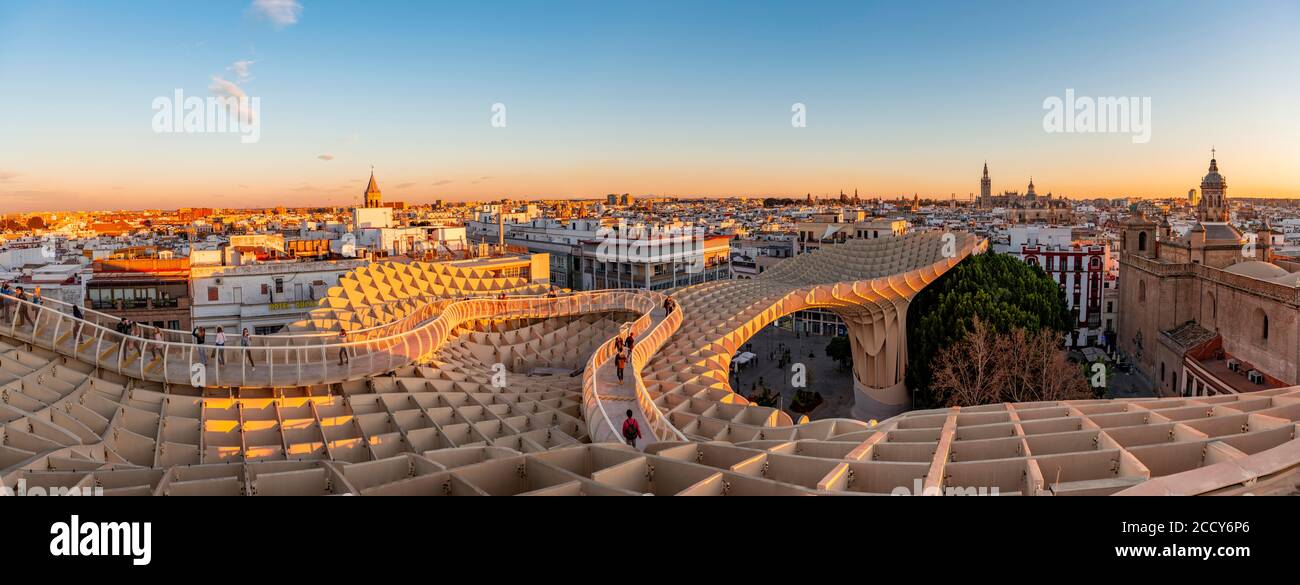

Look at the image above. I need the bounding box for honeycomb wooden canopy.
[2,231,1297,495]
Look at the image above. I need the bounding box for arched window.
[1137,231,1148,252]
[1138,280,1146,303]
[1256,308,1269,342]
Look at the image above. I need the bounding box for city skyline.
[3,0,1300,213]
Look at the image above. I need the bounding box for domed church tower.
[1197,150,1228,222]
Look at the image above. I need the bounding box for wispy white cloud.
[317,154,335,161]
[250,0,303,27]
[209,76,256,124]
[432,180,454,186]
[228,60,256,82]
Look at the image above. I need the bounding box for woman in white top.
[214,327,227,365]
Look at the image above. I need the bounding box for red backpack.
[622,418,640,441]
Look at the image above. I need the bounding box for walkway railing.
[0,290,669,391]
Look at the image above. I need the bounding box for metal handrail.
[0,289,662,389]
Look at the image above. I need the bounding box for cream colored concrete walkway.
[594,307,669,451]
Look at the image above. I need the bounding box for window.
[1256,308,1269,342]
[1138,280,1146,303]
[274,278,284,294]
[208,287,219,302]
[167,320,180,330]
[1137,231,1148,252]
[261,283,270,295]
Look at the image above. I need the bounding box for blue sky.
[1,0,1298,211]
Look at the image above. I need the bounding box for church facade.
[1117,155,1300,397]
[975,163,1073,223]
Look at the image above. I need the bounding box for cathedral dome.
[1223,261,1288,280]
[1201,157,1227,189]
[1270,271,1300,287]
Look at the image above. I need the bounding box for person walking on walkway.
[14,287,29,327]
[625,331,636,354]
[337,328,350,366]
[115,318,133,355]
[192,326,207,366]
[614,350,627,382]
[241,328,256,370]
[614,335,624,354]
[71,304,84,344]
[149,327,165,361]
[0,282,12,323]
[622,409,642,448]
[214,327,227,365]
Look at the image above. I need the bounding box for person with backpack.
[614,350,627,382]
[621,409,642,448]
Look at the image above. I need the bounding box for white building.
[190,257,369,335]
[1004,226,1114,348]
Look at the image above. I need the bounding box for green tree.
[825,335,852,371]
[906,252,1073,409]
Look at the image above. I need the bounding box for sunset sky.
[1,0,1299,212]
